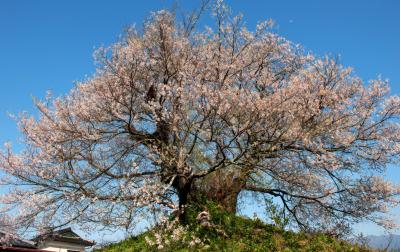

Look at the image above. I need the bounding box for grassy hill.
[95,202,372,252]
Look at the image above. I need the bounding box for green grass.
[95,202,372,252]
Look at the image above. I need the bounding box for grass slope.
[96,202,371,252]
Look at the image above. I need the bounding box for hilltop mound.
[96,202,371,252]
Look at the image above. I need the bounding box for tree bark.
[190,169,246,213]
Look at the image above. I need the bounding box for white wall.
[37,240,86,252]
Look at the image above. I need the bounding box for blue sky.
[0,0,399,239]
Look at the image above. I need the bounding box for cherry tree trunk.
[191,169,247,213]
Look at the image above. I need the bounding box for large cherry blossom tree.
[1,1,400,236]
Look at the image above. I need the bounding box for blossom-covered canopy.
[1,1,400,236]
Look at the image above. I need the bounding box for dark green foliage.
[95,201,372,252]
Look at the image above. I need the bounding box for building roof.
[0,246,49,252]
[33,227,95,247]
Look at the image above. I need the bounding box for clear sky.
[0,0,399,240]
